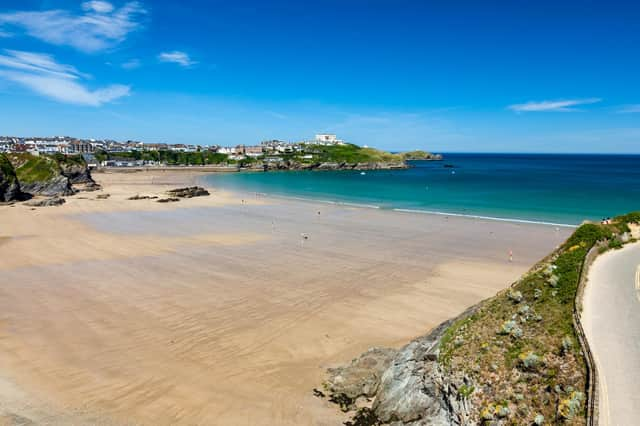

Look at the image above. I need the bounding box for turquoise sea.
[204,154,640,226]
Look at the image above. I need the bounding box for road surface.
[583,242,640,426]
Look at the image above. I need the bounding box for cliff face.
[6,153,95,198]
[321,221,636,425]
[59,161,94,184]
[323,313,475,426]
[0,153,22,202]
[255,161,408,171]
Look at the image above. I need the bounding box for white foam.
[392,208,577,228]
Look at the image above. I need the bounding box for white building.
[217,146,236,155]
[314,134,345,145]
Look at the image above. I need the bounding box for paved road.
[583,243,640,426]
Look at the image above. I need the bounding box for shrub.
[508,290,523,303]
[561,336,574,356]
[558,391,584,420]
[459,384,474,399]
[608,238,623,250]
[480,405,495,421]
[518,352,541,371]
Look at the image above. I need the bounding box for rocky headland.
[251,160,409,172]
[320,216,640,425]
[0,152,96,204]
[0,153,22,202]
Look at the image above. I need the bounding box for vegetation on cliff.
[322,213,638,425]
[298,143,403,164]
[0,153,22,202]
[4,153,93,197]
[438,215,638,425]
[401,150,442,160]
[94,149,229,166]
[0,153,17,184]
[95,144,437,168]
[6,153,59,184]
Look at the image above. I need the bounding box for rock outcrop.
[0,153,22,202]
[258,161,408,171]
[20,175,75,197]
[6,153,95,198]
[323,313,478,425]
[59,161,94,184]
[24,196,66,207]
[166,186,210,198]
[325,347,398,411]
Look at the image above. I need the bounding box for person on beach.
[509,249,513,262]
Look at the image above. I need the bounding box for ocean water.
[203,154,640,226]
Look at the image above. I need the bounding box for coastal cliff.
[252,160,408,171]
[322,215,640,425]
[0,153,22,202]
[94,143,440,172]
[5,153,95,198]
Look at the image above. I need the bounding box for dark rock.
[157,197,180,203]
[96,194,110,199]
[0,155,22,202]
[78,181,102,192]
[24,196,66,207]
[326,347,398,402]
[166,186,210,198]
[128,194,159,200]
[59,161,94,184]
[20,175,75,197]
[371,321,454,425]
[259,160,409,172]
[324,311,480,425]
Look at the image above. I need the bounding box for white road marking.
[635,265,640,303]
[594,348,612,426]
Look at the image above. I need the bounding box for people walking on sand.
[509,249,513,262]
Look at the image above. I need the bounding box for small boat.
[360,172,366,175]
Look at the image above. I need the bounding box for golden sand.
[0,170,570,425]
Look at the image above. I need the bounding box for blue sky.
[0,0,639,152]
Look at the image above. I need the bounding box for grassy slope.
[96,144,406,166]
[297,143,404,163]
[7,153,59,183]
[439,216,638,425]
[5,153,87,184]
[0,153,18,184]
[400,150,435,160]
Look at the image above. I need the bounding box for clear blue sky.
[0,0,639,152]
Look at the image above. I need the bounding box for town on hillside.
[0,134,345,156]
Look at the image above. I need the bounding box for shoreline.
[195,173,582,228]
[0,169,572,425]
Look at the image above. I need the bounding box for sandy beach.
[0,170,571,425]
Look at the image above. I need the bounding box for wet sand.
[0,170,571,425]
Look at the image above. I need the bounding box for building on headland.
[0,132,348,159]
[314,134,345,145]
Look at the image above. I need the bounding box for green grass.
[301,143,403,163]
[8,153,59,184]
[401,150,434,160]
[52,152,87,167]
[0,153,17,183]
[437,213,640,424]
[95,149,230,166]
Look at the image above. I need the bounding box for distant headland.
[0,133,441,172]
